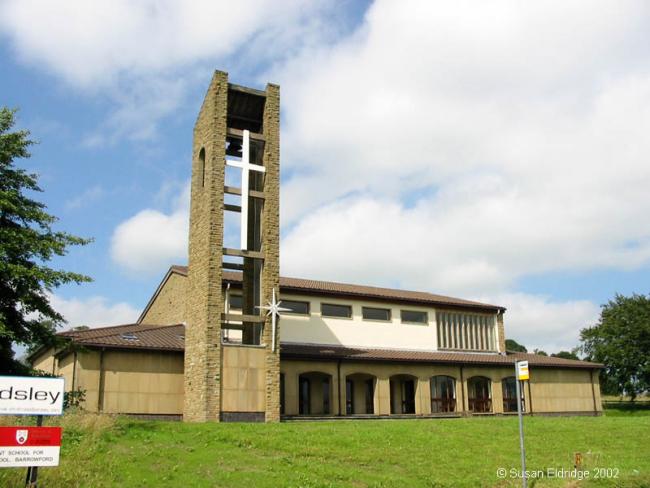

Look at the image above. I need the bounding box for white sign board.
[0,447,60,467]
[516,361,529,381]
[0,376,65,416]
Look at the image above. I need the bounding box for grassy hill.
[1,410,648,487]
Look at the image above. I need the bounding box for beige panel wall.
[100,350,184,414]
[281,359,600,416]
[76,351,101,411]
[57,352,76,392]
[32,348,56,375]
[221,346,266,412]
[140,272,188,325]
[529,368,600,413]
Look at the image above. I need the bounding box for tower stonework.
[184,71,280,422]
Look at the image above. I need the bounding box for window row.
[427,375,524,414]
[227,295,429,324]
[436,311,497,351]
[284,374,525,416]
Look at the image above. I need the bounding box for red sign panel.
[0,427,61,447]
[0,427,62,467]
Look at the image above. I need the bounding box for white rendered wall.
[277,293,440,351]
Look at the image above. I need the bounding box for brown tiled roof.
[170,265,504,312]
[280,343,603,369]
[54,324,601,369]
[59,323,185,352]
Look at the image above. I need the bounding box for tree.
[533,348,548,356]
[580,293,650,400]
[551,350,580,361]
[0,107,91,374]
[505,339,527,353]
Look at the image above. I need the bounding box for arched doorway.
[390,374,417,414]
[468,376,492,413]
[430,375,456,413]
[345,373,376,415]
[298,372,332,415]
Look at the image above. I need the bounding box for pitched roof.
[60,323,185,352]
[168,265,504,312]
[280,343,603,369]
[53,324,601,369]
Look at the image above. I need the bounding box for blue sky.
[2,0,649,354]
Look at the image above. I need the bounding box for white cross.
[225,130,265,250]
[256,288,289,352]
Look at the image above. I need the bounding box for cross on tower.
[225,130,266,250]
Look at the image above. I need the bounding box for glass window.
[468,376,492,413]
[229,294,243,310]
[502,377,524,413]
[430,376,456,413]
[281,299,310,315]
[321,303,352,318]
[401,310,428,324]
[362,307,391,321]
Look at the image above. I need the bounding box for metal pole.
[515,366,527,488]
[25,415,43,488]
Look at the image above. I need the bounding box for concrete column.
[420,377,432,415]
[492,378,503,414]
[284,371,298,416]
[377,377,391,415]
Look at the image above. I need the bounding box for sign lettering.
[0,377,65,416]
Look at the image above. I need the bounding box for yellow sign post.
[515,360,529,488]
[517,360,529,381]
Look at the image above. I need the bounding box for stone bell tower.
[183,71,280,422]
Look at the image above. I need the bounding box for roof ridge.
[59,323,141,336]
[169,265,504,310]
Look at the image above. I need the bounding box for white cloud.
[0,0,341,143]
[49,294,140,329]
[276,0,650,292]
[484,293,601,353]
[110,182,189,276]
[0,0,332,88]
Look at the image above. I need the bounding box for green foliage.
[64,388,87,409]
[533,348,548,356]
[505,338,527,352]
[580,293,650,400]
[0,107,92,373]
[551,350,580,360]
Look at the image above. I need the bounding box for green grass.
[1,412,648,487]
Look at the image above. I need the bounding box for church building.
[29,72,603,422]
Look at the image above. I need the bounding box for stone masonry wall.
[497,312,506,353]
[139,272,188,325]
[183,71,228,422]
[262,83,281,422]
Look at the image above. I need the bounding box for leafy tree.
[505,339,527,353]
[0,107,91,374]
[551,350,580,361]
[533,348,548,356]
[580,293,650,400]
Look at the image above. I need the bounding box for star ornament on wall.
[256,288,289,352]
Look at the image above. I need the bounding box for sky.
[2,0,649,354]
